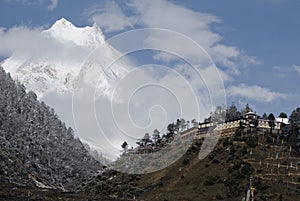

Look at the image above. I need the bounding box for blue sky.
[1,0,300,117]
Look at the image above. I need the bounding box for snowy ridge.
[1,18,129,98]
[44,18,105,49]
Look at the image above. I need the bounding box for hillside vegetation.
[83,132,300,201]
[0,66,102,190]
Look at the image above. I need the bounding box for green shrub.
[204,175,219,186]
[212,159,220,164]
[246,136,257,148]
[182,158,190,165]
[208,153,215,160]
[216,194,224,200]
[240,147,247,156]
[233,162,241,170]
[204,179,215,186]
[241,163,254,176]
[223,137,233,147]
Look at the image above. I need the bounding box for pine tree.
[278,112,288,118]
[268,113,275,134]
[225,103,241,122]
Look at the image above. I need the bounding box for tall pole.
[250,176,254,201]
[250,177,252,200]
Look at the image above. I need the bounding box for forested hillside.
[0,66,101,190]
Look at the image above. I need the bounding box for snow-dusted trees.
[152,129,160,145]
[121,141,128,153]
[0,66,101,190]
[142,133,152,146]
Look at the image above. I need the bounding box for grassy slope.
[134,135,300,201]
[82,133,300,200]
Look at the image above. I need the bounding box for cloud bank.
[227,84,285,103]
[4,0,59,10]
[293,65,300,76]
[86,0,260,75]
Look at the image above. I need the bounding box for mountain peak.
[51,18,75,29]
[45,18,105,49]
[2,18,126,99]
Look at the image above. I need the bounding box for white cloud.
[227,84,286,103]
[4,0,41,5]
[86,0,259,75]
[85,1,136,32]
[0,25,89,61]
[129,0,260,73]
[292,65,300,76]
[0,26,41,57]
[272,64,300,78]
[273,66,283,70]
[48,0,58,10]
[152,52,178,64]
[4,0,59,10]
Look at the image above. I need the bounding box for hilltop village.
[121,104,295,156]
[181,111,288,139]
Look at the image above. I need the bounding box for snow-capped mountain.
[1,18,129,98]
[44,18,105,49]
